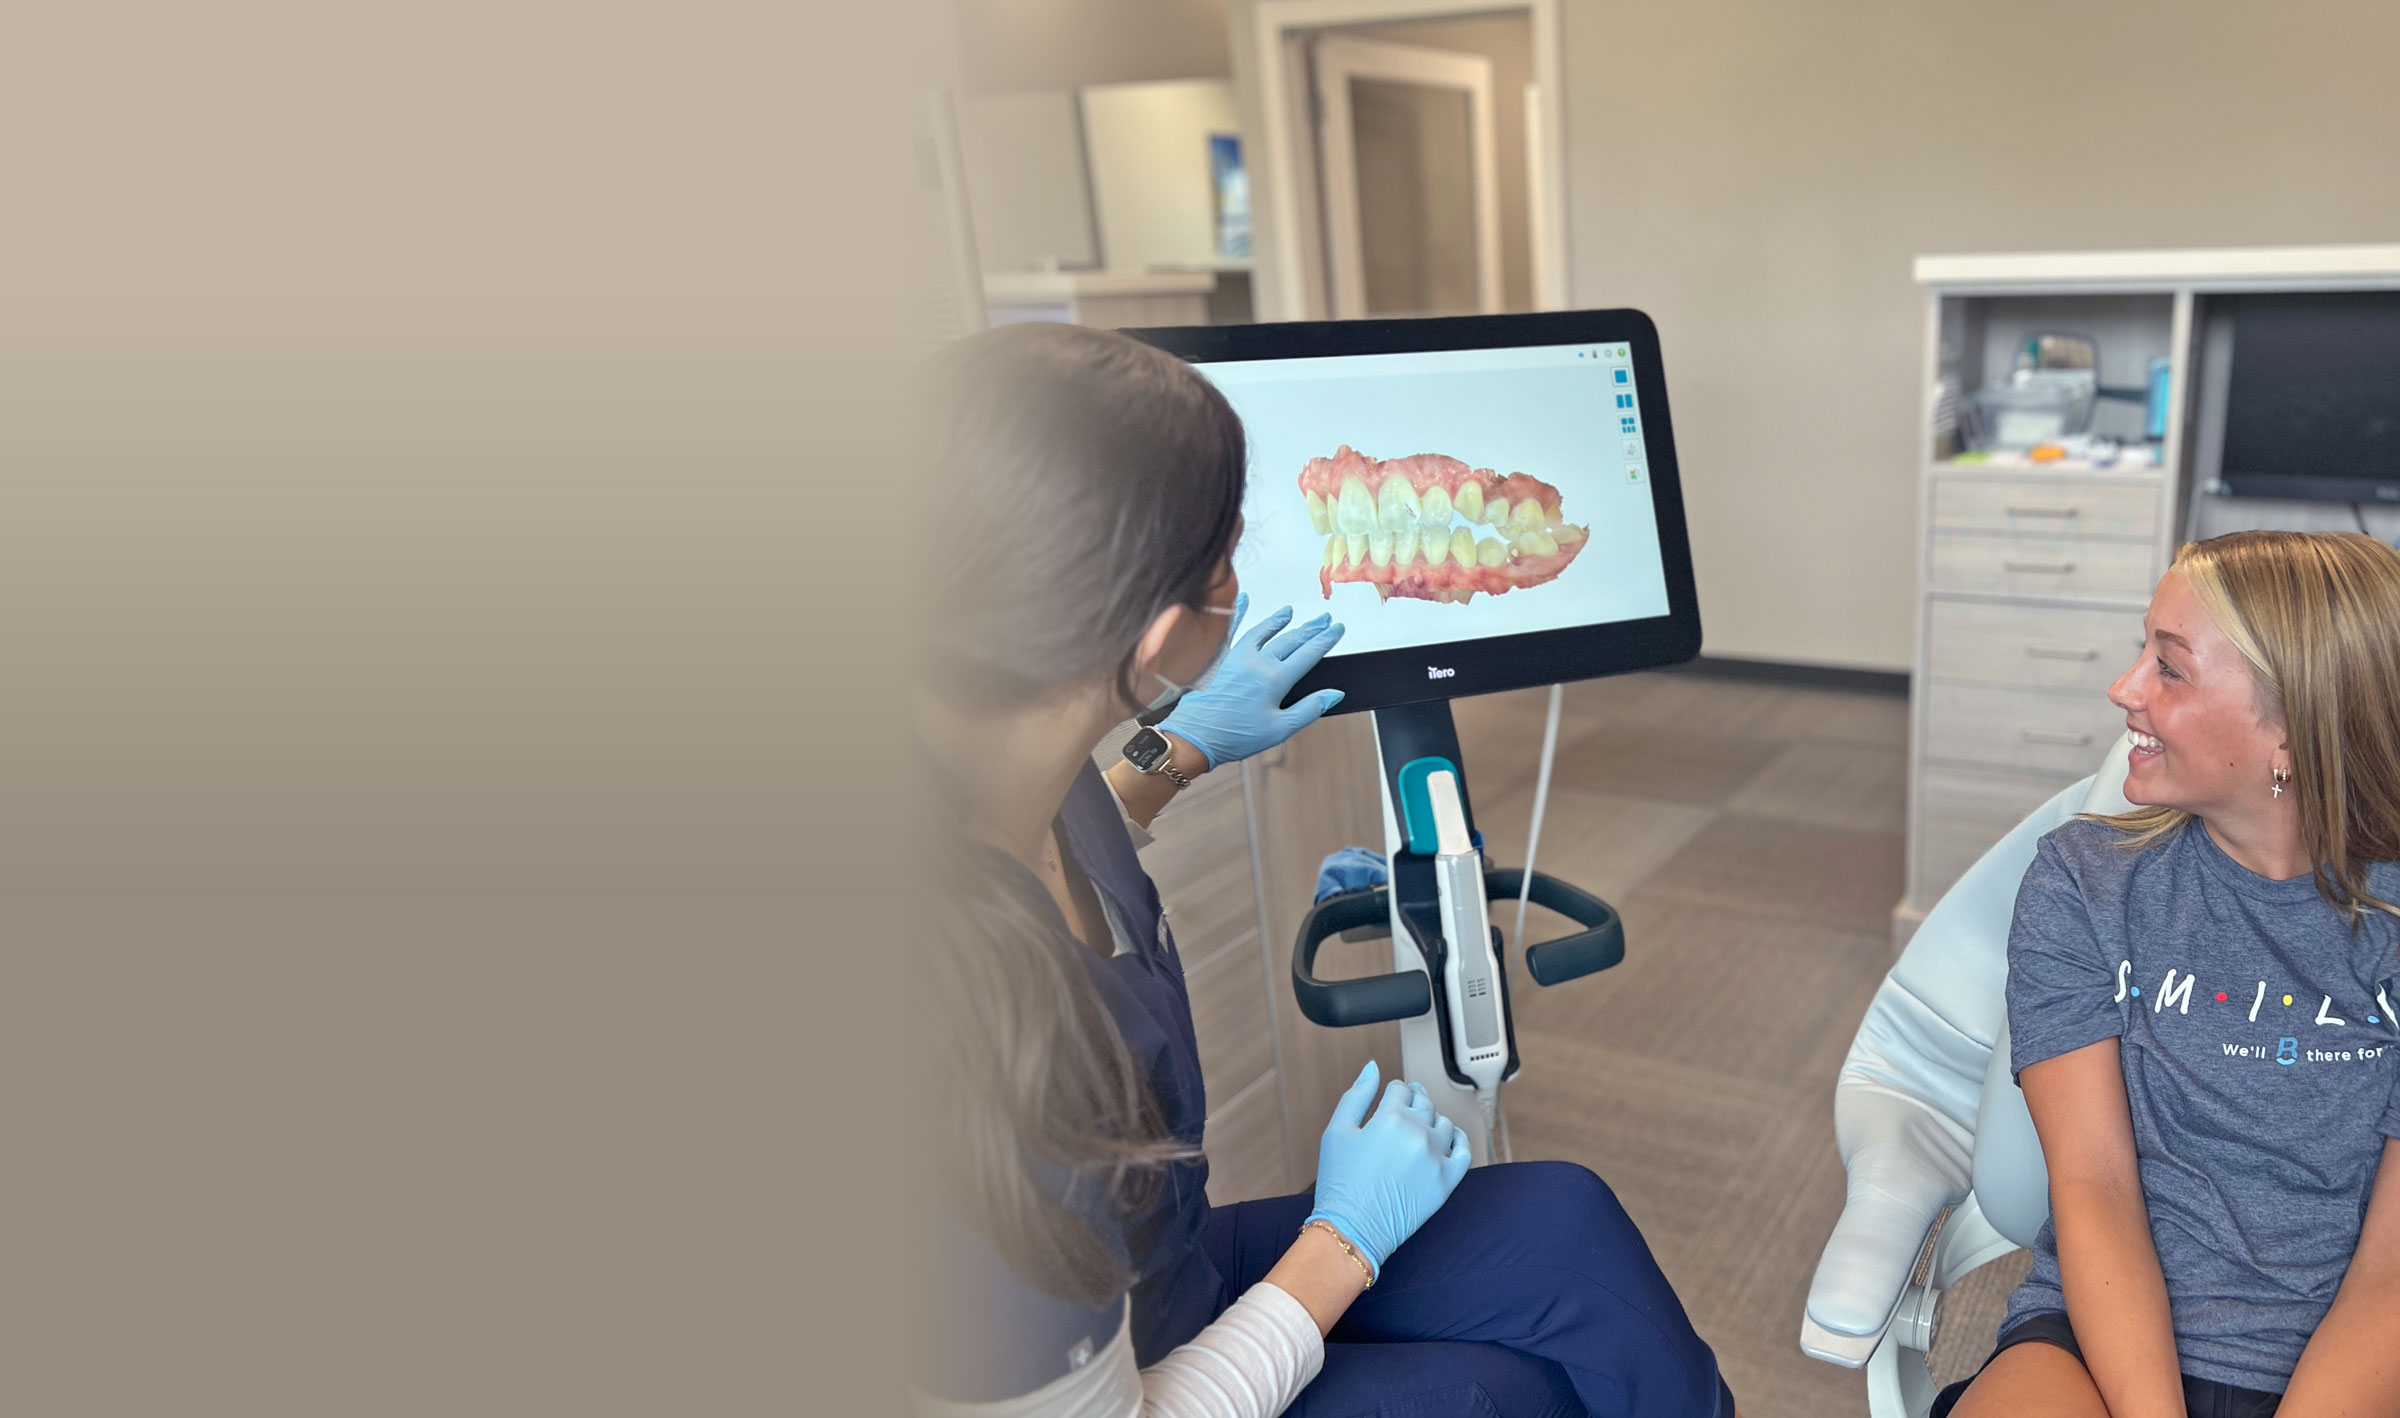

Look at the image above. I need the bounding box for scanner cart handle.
[1291,885,1432,1027]
[1289,868,1624,1029]
[1483,868,1625,985]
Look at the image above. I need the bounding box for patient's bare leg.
[1946,1341,2109,1418]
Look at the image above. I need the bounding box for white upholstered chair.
[1799,732,2136,1418]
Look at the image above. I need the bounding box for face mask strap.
[1134,599,1238,724]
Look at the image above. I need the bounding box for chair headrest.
[2078,732,2137,817]
[1969,731,2136,1245]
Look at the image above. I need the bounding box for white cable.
[1510,684,1564,968]
[1494,682,1563,1170]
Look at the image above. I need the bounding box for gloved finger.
[1270,690,1345,742]
[1237,603,1295,653]
[1264,620,1346,695]
[1400,1083,1435,1126]
[1425,1111,1456,1152]
[1262,610,1333,661]
[1328,1059,1379,1128]
[1277,618,1346,671]
[1442,1127,1474,1184]
[1373,1079,1415,1122]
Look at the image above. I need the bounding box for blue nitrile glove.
[1160,596,1346,769]
[1304,1060,1472,1277]
[1313,847,1389,904]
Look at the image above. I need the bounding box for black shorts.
[1928,1311,2283,1418]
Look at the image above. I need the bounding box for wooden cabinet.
[1127,711,1398,1204]
[1899,271,2193,941]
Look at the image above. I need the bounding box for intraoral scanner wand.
[1424,771,1509,1117]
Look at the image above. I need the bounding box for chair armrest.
[1801,1086,1974,1366]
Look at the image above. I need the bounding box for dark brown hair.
[909,324,1244,1303]
[919,321,1246,713]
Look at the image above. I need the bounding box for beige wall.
[955,0,1230,90]
[1082,79,1242,271]
[1560,0,2400,669]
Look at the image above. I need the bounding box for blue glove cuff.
[1302,1207,1385,1275]
[1155,712,1220,770]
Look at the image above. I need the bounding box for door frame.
[1311,35,1502,318]
[1248,0,1567,320]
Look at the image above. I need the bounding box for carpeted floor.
[1452,669,2030,1418]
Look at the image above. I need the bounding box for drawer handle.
[2003,560,2077,575]
[2021,728,2094,747]
[2024,644,2101,662]
[2005,505,2082,519]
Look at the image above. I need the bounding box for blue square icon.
[1613,368,1629,385]
[1615,392,1634,409]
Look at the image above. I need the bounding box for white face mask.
[1139,601,1238,718]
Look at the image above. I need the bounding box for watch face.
[1123,728,1172,772]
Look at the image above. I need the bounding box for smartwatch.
[1121,727,1194,790]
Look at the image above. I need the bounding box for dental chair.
[1799,732,2136,1418]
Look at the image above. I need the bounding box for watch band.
[1155,758,1193,791]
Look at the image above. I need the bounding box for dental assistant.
[909,322,1733,1418]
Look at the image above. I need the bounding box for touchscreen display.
[1194,341,1671,660]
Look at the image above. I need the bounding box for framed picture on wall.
[1210,133,1250,261]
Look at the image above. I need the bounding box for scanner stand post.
[1288,698,1628,1168]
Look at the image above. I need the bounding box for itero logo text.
[1427,665,1456,680]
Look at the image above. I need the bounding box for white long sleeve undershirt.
[910,1284,1323,1418]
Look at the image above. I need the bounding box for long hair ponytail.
[907,324,1243,1302]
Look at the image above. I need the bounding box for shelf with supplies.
[1896,245,2400,950]
[1931,447,2166,475]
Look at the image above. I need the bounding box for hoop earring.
[2272,766,2290,799]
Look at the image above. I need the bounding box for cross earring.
[2272,766,2290,799]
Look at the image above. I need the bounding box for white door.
[1310,36,1502,319]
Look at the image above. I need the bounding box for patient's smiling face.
[2108,569,2285,819]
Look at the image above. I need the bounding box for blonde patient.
[1940,531,2400,1418]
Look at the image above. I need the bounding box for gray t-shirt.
[2003,815,2400,1393]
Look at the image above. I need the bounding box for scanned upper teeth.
[2132,731,2161,748]
[1336,478,1377,535]
[1453,481,1485,523]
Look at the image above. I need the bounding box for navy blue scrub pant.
[1202,1161,1734,1418]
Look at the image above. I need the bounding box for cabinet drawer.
[1917,764,2086,905]
[1927,601,2148,693]
[1931,478,2162,539]
[1928,532,2156,599]
[1925,683,2128,776]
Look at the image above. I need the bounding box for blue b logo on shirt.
[2277,1037,2299,1066]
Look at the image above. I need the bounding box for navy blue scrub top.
[914,760,1227,1401]
[1052,757,1224,1366]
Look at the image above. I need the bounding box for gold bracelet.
[1299,1218,1376,1287]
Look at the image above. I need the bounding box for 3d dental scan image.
[1300,445,1588,605]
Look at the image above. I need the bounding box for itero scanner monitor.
[1125,311,1703,712]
